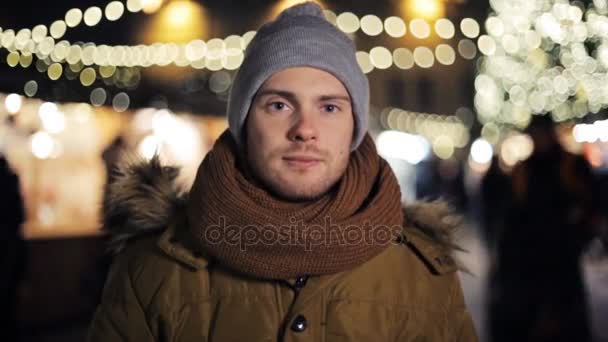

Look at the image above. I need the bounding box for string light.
[0,4,488,87]
[360,15,383,36]
[435,18,455,39]
[460,18,480,39]
[393,48,415,69]
[384,16,407,38]
[410,19,431,39]
[24,80,38,97]
[90,87,107,106]
[49,20,66,39]
[336,12,360,33]
[369,46,393,69]
[84,7,103,26]
[414,47,435,68]
[475,0,608,126]
[356,51,374,74]
[105,1,125,21]
[7,52,20,67]
[379,107,470,159]
[65,9,83,27]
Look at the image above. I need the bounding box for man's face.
[245,67,354,201]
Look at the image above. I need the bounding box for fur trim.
[102,154,187,254]
[103,158,465,258]
[403,200,465,254]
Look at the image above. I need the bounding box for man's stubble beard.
[246,151,349,202]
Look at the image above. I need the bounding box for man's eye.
[324,105,338,112]
[270,102,287,110]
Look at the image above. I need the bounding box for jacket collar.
[103,155,464,274]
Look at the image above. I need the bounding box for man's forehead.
[258,67,351,99]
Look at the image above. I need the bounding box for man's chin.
[271,183,330,202]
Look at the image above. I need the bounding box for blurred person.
[488,115,600,342]
[88,3,477,341]
[0,154,26,341]
[480,156,511,250]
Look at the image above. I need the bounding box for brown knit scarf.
[187,130,404,279]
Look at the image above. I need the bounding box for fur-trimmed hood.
[103,156,464,267]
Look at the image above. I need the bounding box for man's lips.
[282,155,323,168]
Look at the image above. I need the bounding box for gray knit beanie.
[227,1,369,151]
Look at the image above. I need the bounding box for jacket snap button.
[290,315,307,332]
[294,276,308,289]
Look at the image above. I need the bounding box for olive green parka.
[88,157,478,342]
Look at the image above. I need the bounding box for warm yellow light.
[356,51,374,74]
[66,45,82,64]
[414,47,435,68]
[32,25,48,43]
[69,62,83,72]
[141,0,208,47]
[38,37,55,57]
[99,65,117,78]
[142,0,164,14]
[47,63,63,80]
[80,67,97,86]
[384,16,406,38]
[337,12,360,34]
[65,8,83,27]
[84,7,103,27]
[393,48,415,69]
[205,57,223,71]
[51,41,69,62]
[243,31,257,47]
[81,45,96,65]
[105,1,125,21]
[370,46,393,69]
[15,29,31,49]
[361,15,383,36]
[225,53,244,70]
[224,35,244,54]
[410,19,431,39]
[433,136,454,159]
[165,1,191,26]
[435,44,455,65]
[190,58,205,69]
[127,0,143,13]
[271,0,318,18]
[19,53,33,68]
[404,0,444,20]
[323,10,337,25]
[50,20,67,39]
[7,52,20,67]
[1,29,14,48]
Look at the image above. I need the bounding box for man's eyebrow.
[255,89,297,102]
[319,95,351,102]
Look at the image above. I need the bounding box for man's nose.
[288,110,318,143]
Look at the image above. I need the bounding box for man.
[88,2,477,341]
